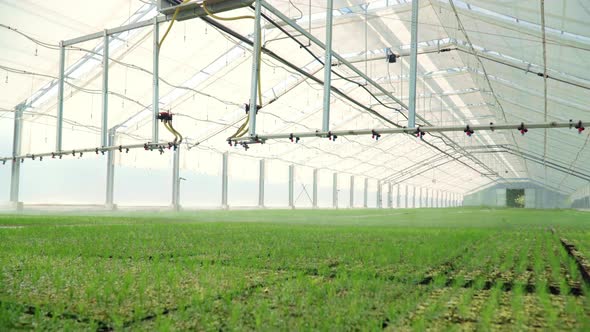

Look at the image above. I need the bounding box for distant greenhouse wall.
[570,183,590,209]
[464,182,568,209]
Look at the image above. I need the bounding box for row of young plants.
[1,210,589,330]
[394,228,590,330]
[0,217,489,330]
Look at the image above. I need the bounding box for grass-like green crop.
[0,208,589,330]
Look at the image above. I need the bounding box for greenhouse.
[0,0,589,330]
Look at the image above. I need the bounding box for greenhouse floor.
[1,208,589,330]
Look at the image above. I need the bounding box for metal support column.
[248,0,262,136]
[396,184,401,208]
[258,159,265,208]
[364,178,369,208]
[430,189,436,208]
[221,152,228,209]
[387,183,393,208]
[333,173,338,208]
[312,169,318,208]
[10,104,24,210]
[412,186,416,208]
[408,0,419,128]
[419,187,423,208]
[171,146,181,211]
[152,18,160,143]
[425,188,429,208]
[405,185,409,208]
[349,175,354,208]
[436,190,440,208]
[101,30,109,147]
[322,0,334,131]
[105,129,116,210]
[288,164,295,209]
[377,181,382,208]
[56,42,65,152]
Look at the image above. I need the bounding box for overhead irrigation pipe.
[210,6,496,179]
[0,142,181,164]
[230,120,587,144]
[198,17,401,129]
[256,0,501,178]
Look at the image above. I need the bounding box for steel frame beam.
[312,169,318,208]
[349,175,354,208]
[248,0,262,136]
[322,0,334,132]
[259,0,408,112]
[408,0,419,128]
[432,190,436,208]
[172,146,180,211]
[56,43,65,152]
[387,183,393,208]
[364,178,369,208]
[258,159,265,208]
[10,104,24,209]
[234,4,509,181]
[152,18,160,143]
[200,18,496,190]
[436,190,440,208]
[101,30,109,147]
[405,185,409,208]
[419,187,423,208]
[377,181,382,208]
[105,129,116,209]
[333,173,338,208]
[253,0,505,184]
[221,152,228,209]
[288,164,295,209]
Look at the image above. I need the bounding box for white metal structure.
[0,0,589,209]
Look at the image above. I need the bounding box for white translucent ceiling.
[1,0,589,195]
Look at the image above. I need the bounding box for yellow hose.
[163,121,175,142]
[159,0,190,49]
[170,122,184,143]
[202,1,263,140]
[231,117,249,138]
